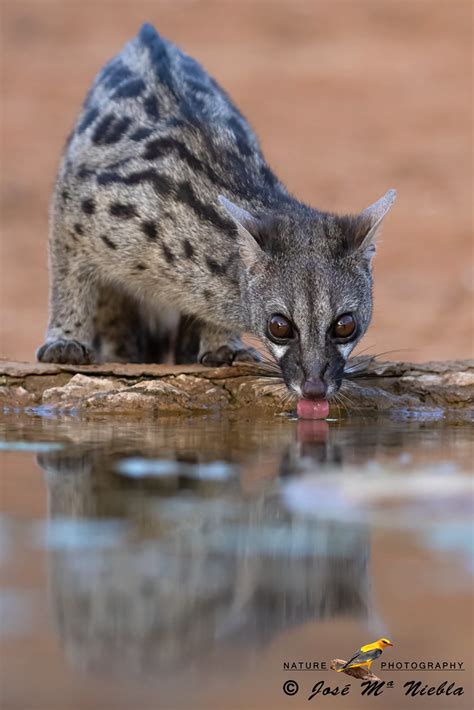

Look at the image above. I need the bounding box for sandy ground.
[1,0,472,363]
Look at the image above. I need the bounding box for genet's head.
[220,190,396,399]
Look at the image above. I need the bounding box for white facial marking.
[272,344,289,360]
[290,382,303,396]
[338,343,353,360]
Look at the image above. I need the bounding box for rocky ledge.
[0,358,473,419]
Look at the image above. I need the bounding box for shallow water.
[0,411,473,709]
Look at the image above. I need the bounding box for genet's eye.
[267,314,294,342]
[332,313,357,341]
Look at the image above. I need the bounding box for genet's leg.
[198,323,261,366]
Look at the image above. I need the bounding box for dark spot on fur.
[63,329,72,335]
[97,171,122,186]
[143,137,223,187]
[113,78,146,99]
[143,137,167,161]
[101,59,133,90]
[81,198,95,215]
[203,289,212,300]
[176,181,234,234]
[77,107,99,134]
[183,239,195,258]
[144,94,160,121]
[103,116,132,145]
[109,202,137,219]
[77,165,94,180]
[93,114,132,145]
[92,114,114,143]
[130,127,154,142]
[142,138,169,160]
[61,189,69,201]
[100,234,117,249]
[98,168,173,196]
[141,220,159,240]
[206,256,227,276]
[161,242,175,265]
[135,263,147,271]
[74,321,82,328]
[125,170,172,195]
[74,223,84,235]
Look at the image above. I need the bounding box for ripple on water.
[116,457,236,480]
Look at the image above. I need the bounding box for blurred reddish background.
[1,0,472,363]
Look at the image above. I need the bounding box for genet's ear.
[218,195,265,269]
[356,189,397,261]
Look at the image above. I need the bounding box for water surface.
[0,411,472,709]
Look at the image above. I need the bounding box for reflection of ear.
[357,189,397,261]
[218,195,264,269]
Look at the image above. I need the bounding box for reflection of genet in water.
[35,418,375,676]
[31,413,467,678]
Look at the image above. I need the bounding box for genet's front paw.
[36,339,95,365]
[200,345,261,367]
[232,347,262,363]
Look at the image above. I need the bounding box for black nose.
[302,377,327,400]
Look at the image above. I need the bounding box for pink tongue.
[296,398,330,420]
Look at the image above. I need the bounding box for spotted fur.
[38,23,396,394]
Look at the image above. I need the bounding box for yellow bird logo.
[336,638,393,673]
